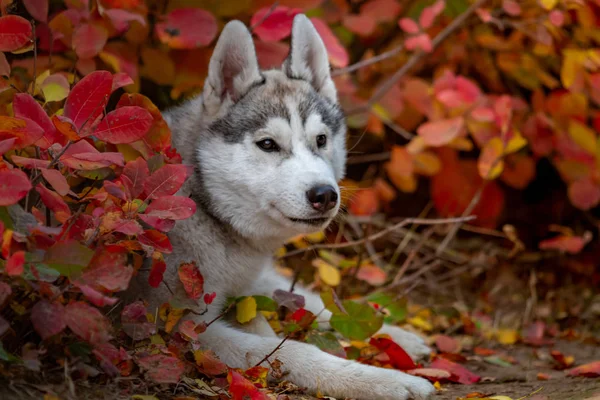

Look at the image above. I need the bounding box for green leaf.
[367,292,407,323]
[76,167,115,180]
[320,287,346,314]
[44,240,94,277]
[0,342,19,363]
[306,331,346,358]
[23,263,60,282]
[0,207,14,230]
[330,300,383,340]
[253,295,277,312]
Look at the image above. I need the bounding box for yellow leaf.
[568,120,597,155]
[496,329,518,345]
[406,136,427,154]
[433,381,441,390]
[540,0,557,10]
[305,231,326,243]
[413,151,441,176]
[448,136,474,151]
[236,296,257,324]
[41,77,69,102]
[561,50,584,89]
[116,144,144,162]
[314,259,341,286]
[165,308,184,333]
[478,138,504,180]
[150,334,165,345]
[407,316,433,332]
[504,130,528,154]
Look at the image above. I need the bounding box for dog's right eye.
[256,138,280,152]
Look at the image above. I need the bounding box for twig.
[280,215,476,259]
[250,2,280,32]
[205,302,235,329]
[436,186,484,255]
[347,0,488,115]
[347,152,390,165]
[332,44,405,76]
[254,335,290,367]
[30,141,73,186]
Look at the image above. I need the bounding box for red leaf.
[112,72,134,91]
[194,350,227,376]
[204,292,216,305]
[407,368,452,382]
[178,261,204,300]
[121,301,156,340]
[417,117,465,146]
[62,151,125,170]
[419,0,445,29]
[78,284,118,307]
[138,229,172,253]
[0,15,32,52]
[41,169,69,196]
[251,6,300,42]
[435,335,460,354]
[31,300,66,339]
[65,301,112,344]
[136,354,185,384]
[81,247,132,292]
[137,214,175,232]
[13,93,61,149]
[64,70,113,130]
[11,155,51,169]
[399,18,420,34]
[228,369,269,400]
[148,258,166,288]
[103,9,145,34]
[0,169,32,206]
[72,23,108,59]
[568,178,600,210]
[24,0,49,23]
[254,40,289,69]
[0,138,16,155]
[539,233,591,255]
[155,8,217,50]
[369,337,417,370]
[6,250,25,276]
[349,188,380,216]
[143,164,193,199]
[356,264,387,286]
[405,33,433,52]
[122,157,149,199]
[145,196,196,220]
[429,358,480,384]
[310,17,349,68]
[502,0,522,16]
[567,360,600,377]
[36,184,71,224]
[92,106,153,144]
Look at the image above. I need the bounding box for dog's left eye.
[316,134,327,148]
[256,138,280,152]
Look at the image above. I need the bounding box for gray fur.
[131,15,435,400]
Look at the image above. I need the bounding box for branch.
[332,44,405,77]
[346,0,488,116]
[254,335,290,367]
[279,215,476,259]
[250,1,279,32]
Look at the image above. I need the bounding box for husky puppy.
[135,15,435,400]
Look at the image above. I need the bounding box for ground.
[2,339,599,400]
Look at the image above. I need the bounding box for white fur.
[130,15,434,400]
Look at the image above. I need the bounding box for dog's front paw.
[379,325,431,361]
[376,370,436,400]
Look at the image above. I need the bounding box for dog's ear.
[203,20,263,115]
[283,14,336,103]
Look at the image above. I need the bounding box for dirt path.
[435,340,600,400]
[2,341,599,400]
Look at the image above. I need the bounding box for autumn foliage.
[1,0,600,398]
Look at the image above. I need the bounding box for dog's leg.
[246,269,431,360]
[203,320,434,400]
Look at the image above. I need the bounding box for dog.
[133,14,435,400]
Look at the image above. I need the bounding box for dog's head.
[195,15,346,241]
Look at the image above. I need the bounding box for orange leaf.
[417,117,465,147]
[478,137,504,180]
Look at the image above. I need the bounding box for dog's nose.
[306,185,338,212]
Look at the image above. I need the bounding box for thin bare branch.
[332,44,405,76]
[250,1,280,32]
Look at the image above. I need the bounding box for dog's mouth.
[286,216,330,226]
[270,204,333,227]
